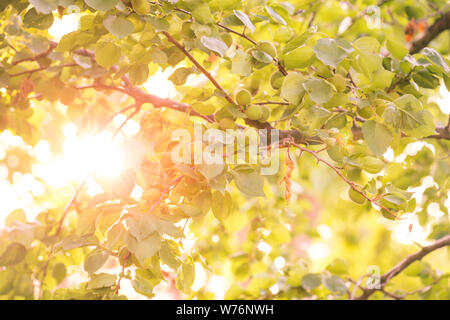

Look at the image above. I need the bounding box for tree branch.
[162,31,236,106]
[409,11,450,54]
[289,141,401,219]
[356,234,450,299]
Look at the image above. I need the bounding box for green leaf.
[200,36,228,57]
[181,263,195,291]
[0,68,10,88]
[362,120,392,156]
[403,109,435,138]
[132,276,154,298]
[87,273,116,289]
[301,273,322,290]
[178,203,202,217]
[148,17,170,32]
[211,190,232,221]
[4,209,27,226]
[104,222,124,249]
[380,194,406,210]
[125,213,157,242]
[444,74,450,91]
[405,261,431,277]
[169,67,192,86]
[353,36,380,53]
[84,249,109,274]
[29,0,58,14]
[283,31,312,54]
[314,38,350,68]
[231,49,252,76]
[283,46,315,69]
[103,16,134,40]
[159,240,180,270]
[360,156,385,174]
[413,70,440,89]
[286,265,308,286]
[129,64,149,85]
[370,69,395,89]
[0,243,26,266]
[233,171,265,197]
[95,42,121,69]
[125,232,161,263]
[422,48,450,73]
[85,0,119,11]
[323,275,347,295]
[52,263,67,284]
[55,31,80,52]
[197,162,225,181]
[192,102,216,115]
[280,72,305,105]
[386,39,408,60]
[303,78,334,104]
[191,2,214,24]
[265,6,286,25]
[326,258,349,275]
[233,10,255,32]
[357,53,382,77]
[0,269,16,294]
[56,234,98,251]
[23,8,54,30]
[251,50,273,63]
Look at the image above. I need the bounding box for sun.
[62,131,125,179]
[33,122,137,190]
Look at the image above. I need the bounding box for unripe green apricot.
[360,156,385,174]
[331,74,347,92]
[349,187,366,205]
[131,0,150,15]
[119,248,133,268]
[357,106,375,119]
[235,89,252,105]
[256,41,277,58]
[181,22,194,38]
[245,105,263,121]
[270,71,284,90]
[314,62,332,78]
[374,99,387,116]
[219,117,236,130]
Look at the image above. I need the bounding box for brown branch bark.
[409,11,450,54]
[355,234,450,299]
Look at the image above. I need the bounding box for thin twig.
[148,175,185,214]
[289,141,401,219]
[163,31,236,106]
